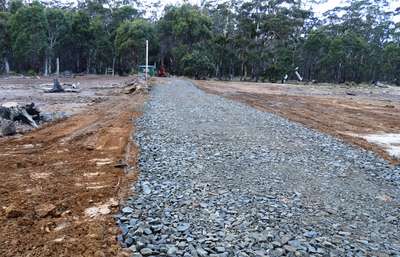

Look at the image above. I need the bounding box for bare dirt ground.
[0,75,145,257]
[195,80,400,164]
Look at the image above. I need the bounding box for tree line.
[0,0,399,84]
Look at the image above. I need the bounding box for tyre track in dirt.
[0,89,145,257]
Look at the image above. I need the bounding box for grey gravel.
[118,79,400,256]
[122,207,134,214]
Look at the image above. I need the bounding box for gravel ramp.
[117,79,400,257]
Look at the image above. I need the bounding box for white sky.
[150,0,399,21]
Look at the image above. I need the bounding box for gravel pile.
[116,79,400,257]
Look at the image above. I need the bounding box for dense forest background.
[0,0,399,84]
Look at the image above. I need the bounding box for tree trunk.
[44,56,48,76]
[4,57,10,74]
[229,60,233,80]
[48,56,52,75]
[112,56,116,76]
[86,56,90,74]
[76,56,80,73]
[56,57,60,76]
[240,61,244,81]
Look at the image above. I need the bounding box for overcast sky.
[149,0,399,20]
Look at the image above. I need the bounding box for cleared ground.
[0,76,144,257]
[196,80,400,164]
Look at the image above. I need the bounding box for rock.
[176,223,190,232]
[35,203,56,218]
[215,246,225,253]
[142,182,151,195]
[0,119,16,136]
[280,235,292,245]
[144,228,152,235]
[338,231,351,236]
[250,232,267,242]
[136,240,146,250]
[140,248,152,256]
[125,237,134,247]
[238,252,249,257]
[254,250,266,256]
[271,248,285,256]
[385,216,396,223]
[5,205,24,218]
[288,240,303,250]
[303,231,318,238]
[283,245,297,252]
[196,247,208,257]
[307,244,317,253]
[122,207,133,214]
[129,245,137,252]
[199,202,208,208]
[322,241,334,247]
[167,246,178,256]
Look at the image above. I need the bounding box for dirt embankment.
[195,80,400,164]
[0,78,146,257]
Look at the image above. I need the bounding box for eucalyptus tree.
[157,4,212,74]
[115,19,157,74]
[44,8,68,75]
[9,1,47,73]
[204,0,237,79]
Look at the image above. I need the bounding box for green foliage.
[45,8,68,54]
[158,4,212,74]
[383,43,400,85]
[9,0,23,14]
[115,19,157,74]
[89,16,113,73]
[181,50,214,79]
[159,4,211,47]
[26,69,36,76]
[0,0,398,84]
[10,1,47,72]
[0,11,9,58]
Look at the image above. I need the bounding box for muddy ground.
[0,75,145,257]
[195,80,400,164]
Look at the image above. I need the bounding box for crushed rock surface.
[117,79,400,257]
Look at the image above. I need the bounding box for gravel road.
[117,79,400,257]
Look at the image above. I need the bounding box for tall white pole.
[145,40,149,81]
